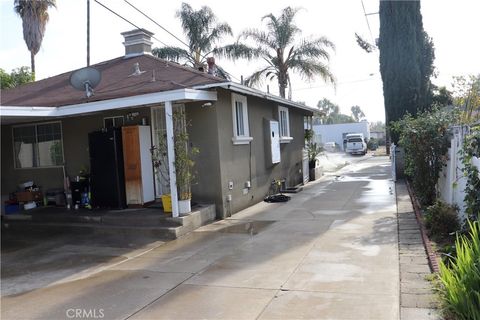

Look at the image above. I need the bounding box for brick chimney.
[121,29,154,58]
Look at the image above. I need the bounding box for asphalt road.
[1,155,399,320]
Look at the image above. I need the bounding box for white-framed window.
[231,93,253,145]
[103,116,124,128]
[278,106,293,143]
[12,121,64,168]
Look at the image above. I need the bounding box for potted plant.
[305,129,324,181]
[151,108,199,214]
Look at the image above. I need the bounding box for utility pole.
[87,0,90,66]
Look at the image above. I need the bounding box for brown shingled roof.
[1,55,225,107]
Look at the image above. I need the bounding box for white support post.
[165,101,179,217]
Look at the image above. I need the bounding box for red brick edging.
[405,181,440,273]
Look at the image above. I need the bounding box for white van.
[345,133,367,155]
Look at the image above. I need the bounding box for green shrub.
[391,108,457,206]
[461,127,480,220]
[425,200,460,241]
[438,220,480,320]
[367,138,378,150]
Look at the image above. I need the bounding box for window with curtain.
[13,122,64,168]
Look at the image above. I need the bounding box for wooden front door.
[122,126,143,204]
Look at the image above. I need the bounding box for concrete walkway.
[3,156,401,319]
[396,181,440,320]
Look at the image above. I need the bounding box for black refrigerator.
[88,127,127,209]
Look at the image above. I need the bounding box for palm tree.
[14,0,56,79]
[219,7,336,98]
[152,3,232,78]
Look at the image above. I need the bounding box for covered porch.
[1,87,217,218]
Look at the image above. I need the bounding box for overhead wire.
[295,75,380,91]
[94,0,247,83]
[93,0,170,48]
[361,0,375,45]
[120,0,241,82]
[123,0,190,49]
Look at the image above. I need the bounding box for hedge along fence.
[461,126,480,220]
[392,108,456,207]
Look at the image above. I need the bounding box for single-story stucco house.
[1,29,315,219]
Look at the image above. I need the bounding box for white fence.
[437,125,479,221]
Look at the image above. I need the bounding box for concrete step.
[6,213,181,227]
[2,204,216,240]
[1,220,179,240]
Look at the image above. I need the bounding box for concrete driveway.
[1,155,399,320]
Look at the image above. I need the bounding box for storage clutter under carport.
[4,181,44,214]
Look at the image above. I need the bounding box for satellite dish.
[69,67,101,98]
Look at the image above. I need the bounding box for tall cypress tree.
[379,1,434,136]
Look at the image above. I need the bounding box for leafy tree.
[378,1,435,140]
[14,0,56,79]
[431,85,454,107]
[351,105,365,122]
[314,98,337,124]
[0,66,34,89]
[219,7,335,98]
[314,98,354,124]
[317,98,339,118]
[152,3,232,78]
[329,113,355,124]
[369,121,385,132]
[451,75,480,123]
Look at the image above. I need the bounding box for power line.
[93,0,170,48]
[295,76,379,91]
[123,0,190,49]
[360,0,375,45]
[94,0,240,82]
[121,0,241,83]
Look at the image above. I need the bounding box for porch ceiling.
[0,88,217,124]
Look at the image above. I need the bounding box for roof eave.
[0,88,217,120]
[193,82,317,113]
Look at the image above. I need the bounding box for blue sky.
[1,0,479,122]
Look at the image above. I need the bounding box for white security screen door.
[151,104,185,198]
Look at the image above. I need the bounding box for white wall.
[437,125,479,222]
[313,121,370,151]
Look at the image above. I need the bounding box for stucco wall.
[2,92,310,219]
[214,89,309,218]
[1,107,150,197]
[185,101,223,216]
